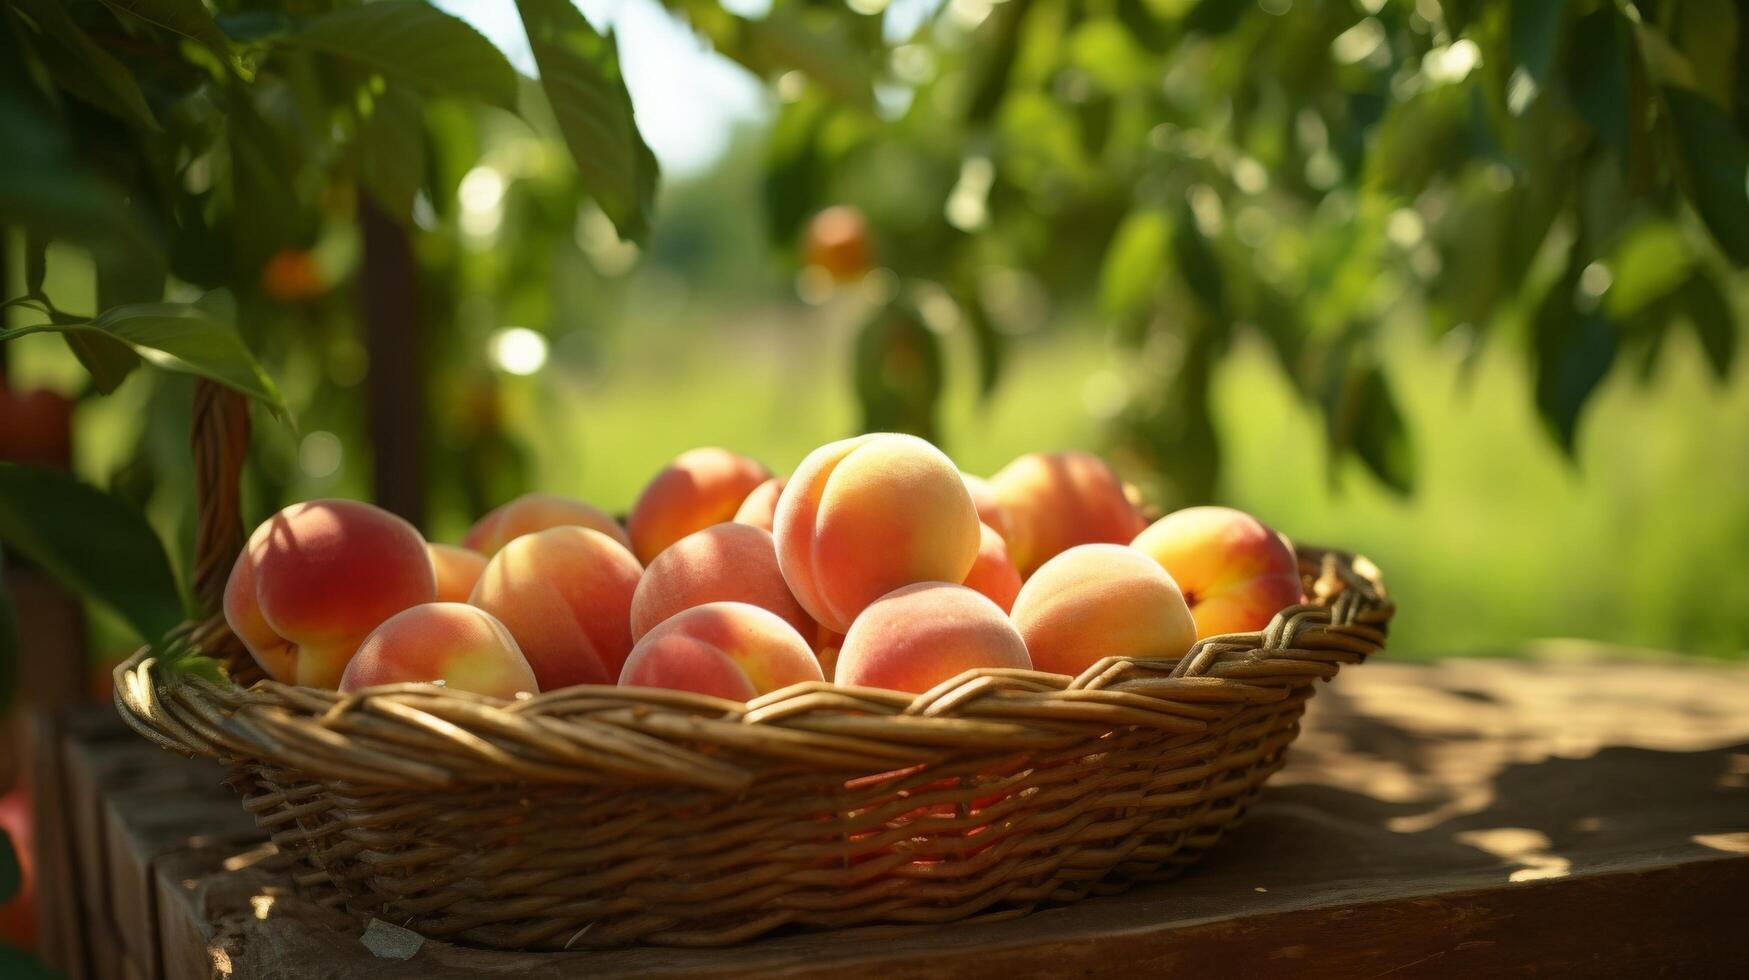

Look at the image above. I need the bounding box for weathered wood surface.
[50,656,1749,979]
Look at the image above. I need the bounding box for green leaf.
[1672,0,1738,110]
[357,84,428,220]
[744,6,876,110]
[0,463,185,641]
[98,0,233,66]
[2,302,285,414]
[1603,220,1692,318]
[1677,271,1736,382]
[1568,4,1630,159]
[64,333,143,395]
[1184,0,1248,35]
[853,300,945,442]
[517,0,660,244]
[289,1,518,110]
[1532,266,1618,453]
[959,287,1005,400]
[1323,347,1414,495]
[1366,84,1468,194]
[0,25,152,255]
[661,0,875,108]
[1660,85,1749,265]
[1173,199,1226,320]
[226,89,303,274]
[1067,19,1157,93]
[12,0,160,129]
[23,231,47,298]
[762,93,831,245]
[1507,0,1567,114]
[1099,208,1170,322]
[1351,366,1415,495]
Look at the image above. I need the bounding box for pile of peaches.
[223,434,1305,702]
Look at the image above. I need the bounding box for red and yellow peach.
[468,526,643,690]
[339,603,538,698]
[731,476,787,532]
[1008,543,1195,677]
[224,499,436,688]
[836,583,1030,694]
[961,473,1011,543]
[619,601,822,701]
[428,543,488,604]
[463,493,629,555]
[773,434,980,634]
[629,523,814,641]
[961,523,1022,613]
[1130,506,1303,639]
[988,451,1148,576]
[627,448,772,564]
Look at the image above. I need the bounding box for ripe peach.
[962,523,1022,612]
[988,451,1148,576]
[1008,544,1195,677]
[629,523,814,641]
[339,603,538,698]
[1130,506,1303,639]
[961,474,1012,542]
[463,492,630,555]
[773,434,981,633]
[468,526,643,690]
[803,205,872,282]
[619,601,822,701]
[223,500,436,688]
[836,583,1030,694]
[0,386,73,468]
[260,247,327,302]
[732,476,787,532]
[627,448,772,564]
[428,544,488,603]
[814,623,846,681]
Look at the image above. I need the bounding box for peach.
[773,434,981,633]
[468,526,643,690]
[961,474,1012,542]
[962,523,1022,612]
[428,544,488,603]
[339,603,538,698]
[814,624,846,681]
[619,601,822,701]
[1130,506,1303,639]
[1008,544,1195,677]
[224,500,436,688]
[732,476,787,532]
[463,492,630,555]
[988,451,1148,576]
[627,448,772,564]
[629,523,814,641]
[836,583,1030,694]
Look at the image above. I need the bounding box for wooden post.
[357,194,428,529]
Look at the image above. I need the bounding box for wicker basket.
[115,383,1394,949]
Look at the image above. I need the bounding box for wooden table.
[33,655,1749,978]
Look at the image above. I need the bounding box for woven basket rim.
[114,543,1391,793]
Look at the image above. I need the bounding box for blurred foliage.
[0,0,659,633]
[732,0,1747,504]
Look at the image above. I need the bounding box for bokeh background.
[4,0,1747,686]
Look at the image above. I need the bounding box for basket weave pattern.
[114,382,1393,949]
